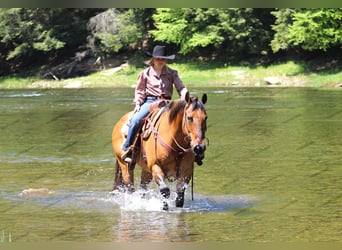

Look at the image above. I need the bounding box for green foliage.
[33,30,65,52]
[289,9,342,51]
[150,8,273,55]
[87,9,144,54]
[0,8,341,77]
[270,9,295,52]
[0,9,66,59]
[271,8,342,52]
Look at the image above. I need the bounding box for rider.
[121,45,189,163]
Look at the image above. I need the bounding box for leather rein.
[152,106,193,178]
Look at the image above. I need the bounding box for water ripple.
[3,188,255,214]
[0,152,112,164]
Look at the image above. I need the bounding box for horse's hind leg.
[114,158,135,193]
[113,159,124,191]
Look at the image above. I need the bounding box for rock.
[21,188,54,197]
[231,70,246,79]
[264,76,281,85]
[63,81,83,88]
[100,66,123,76]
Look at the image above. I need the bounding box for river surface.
[0,87,341,242]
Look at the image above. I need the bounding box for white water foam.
[3,187,255,214]
[3,92,44,98]
[104,189,166,212]
[99,189,255,213]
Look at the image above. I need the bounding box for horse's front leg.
[140,170,153,190]
[151,164,170,210]
[175,176,191,208]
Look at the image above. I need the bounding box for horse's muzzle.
[193,144,206,165]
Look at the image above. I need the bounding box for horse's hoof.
[162,201,169,211]
[175,192,184,207]
[160,187,170,199]
[175,198,184,208]
[127,185,135,193]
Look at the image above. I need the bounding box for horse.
[111,92,207,210]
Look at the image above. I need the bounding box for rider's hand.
[133,104,140,113]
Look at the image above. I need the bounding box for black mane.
[166,97,206,123]
[167,99,186,122]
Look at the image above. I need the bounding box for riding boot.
[121,147,133,163]
[121,121,140,163]
[121,100,153,163]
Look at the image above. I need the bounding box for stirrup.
[121,148,132,163]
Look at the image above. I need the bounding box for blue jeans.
[121,98,156,151]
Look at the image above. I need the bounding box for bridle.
[152,105,193,165]
[151,102,207,200]
[152,103,207,167]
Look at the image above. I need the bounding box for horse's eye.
[187,116,193,122]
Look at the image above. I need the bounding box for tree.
[289,9,342,51]
[0,8,101,74]
[0,9,65,60]
[271,8,342,52]
[87,9,149,55]
[150,8,274,56]
[270,9,295,52]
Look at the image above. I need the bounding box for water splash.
[3,187,255,214]
[105,189,165,212]
[89,190,255,213]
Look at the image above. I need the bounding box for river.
[0,87,341,242]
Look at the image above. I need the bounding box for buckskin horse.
[111,92,207,210]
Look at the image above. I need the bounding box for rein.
[153,124,192,162]
[152,106,192,179]
[149,100,205,201]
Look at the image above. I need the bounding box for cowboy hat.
[146,45,175,60]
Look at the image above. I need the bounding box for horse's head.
[183,92,208,165]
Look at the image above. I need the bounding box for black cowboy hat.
[146,45,175,60]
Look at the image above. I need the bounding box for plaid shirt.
[133,65,187,106]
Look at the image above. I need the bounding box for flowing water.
[0,87,341,242]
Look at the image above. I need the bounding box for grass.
[0,58,341,89]
[0,76,39,88]
[171,61,304,86]
[0,230,11,243]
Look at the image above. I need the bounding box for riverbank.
[1,58,341,89]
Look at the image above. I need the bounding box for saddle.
[121,99,170,169]
[121,99,169,138]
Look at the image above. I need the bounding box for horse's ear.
[202,93,207,105]
[185,91,190,104]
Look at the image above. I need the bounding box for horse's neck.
[166,109,187,144]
